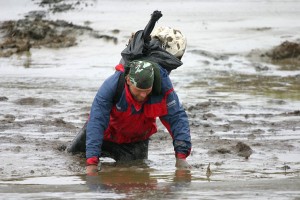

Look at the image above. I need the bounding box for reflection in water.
[83,163,192,199]
[85,169,157,193]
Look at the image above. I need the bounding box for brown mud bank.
[248,40,300,70]
[0,12,118,58]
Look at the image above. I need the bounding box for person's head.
[151,27,187,60]
[126,60,155,102]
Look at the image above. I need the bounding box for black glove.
[151,10,163,21]
[143,10,163,43]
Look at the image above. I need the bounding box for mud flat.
[0,0,300,199]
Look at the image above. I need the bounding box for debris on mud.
[0,18,78,57]
[0,12,118,57]
[56,143,67,152]
[268,41,300,60]
[208,141,253,159]
[0,96,8,101]
[37,0,94,13]
[248,40,300,67]
[189,49,232,61]
[235,141,253,159]
[216,148,231,154]
[14,97,59,107]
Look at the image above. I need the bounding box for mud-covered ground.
[0,0,300,199]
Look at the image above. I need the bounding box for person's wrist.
[86,156,99,166]
[176,153,187,160]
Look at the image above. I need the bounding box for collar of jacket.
[125,83,149,112]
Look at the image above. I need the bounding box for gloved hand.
[151,10,163,21]
[175,158,191,169]
[143,10,163,44]
[86,165,99,176]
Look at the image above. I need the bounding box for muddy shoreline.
[0,0,300,199]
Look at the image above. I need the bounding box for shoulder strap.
[113,72,125,104]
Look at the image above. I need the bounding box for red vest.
[103,82,172,144]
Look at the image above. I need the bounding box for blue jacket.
[86,64,191,163]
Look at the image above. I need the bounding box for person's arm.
[159,87,192,169]
[86,72,121,172]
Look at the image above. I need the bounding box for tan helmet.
[151,27,187,58]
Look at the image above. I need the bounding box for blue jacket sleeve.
[159,71,192,158]
[86,72,120,159]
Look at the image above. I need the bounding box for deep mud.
[0,0,300,199]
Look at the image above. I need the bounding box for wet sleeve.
[159,90,192,159]
[86,72,119,161]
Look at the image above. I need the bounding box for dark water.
[1,170,300,199]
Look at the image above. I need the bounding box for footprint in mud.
[14,97,59,107]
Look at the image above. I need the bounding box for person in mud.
[66,11,191,174]
[85,26,192,175]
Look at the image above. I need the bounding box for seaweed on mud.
[0,8,118,57]
[248,40,300,70]
[0,18,82,57]
[269,41,300,60]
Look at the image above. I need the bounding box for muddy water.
[1,0,300,199]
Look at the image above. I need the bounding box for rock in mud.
[268,41,300,60]
[235,141,253,159]
[0,96,8,101]
[0,18,79,57]
[253,63,269,71]
[247,40,300,67]
[0,14,118,57]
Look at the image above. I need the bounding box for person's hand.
[86,165,99,176]
[151,10,163,21]
[175,158,191,169]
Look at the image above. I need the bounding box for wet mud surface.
[1,0,300,199]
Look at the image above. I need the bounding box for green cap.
[128,60,155,89]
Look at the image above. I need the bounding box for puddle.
[0,176,85,185]
[0,174,299,200]
[277,153,300,163]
